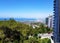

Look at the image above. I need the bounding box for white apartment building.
[46,15,54,28]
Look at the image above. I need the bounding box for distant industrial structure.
[45,15,54,28]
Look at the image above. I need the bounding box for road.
[38,33,54,43]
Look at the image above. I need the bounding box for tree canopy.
[0,19,52,43]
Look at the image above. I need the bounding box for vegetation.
[0,19,52,43]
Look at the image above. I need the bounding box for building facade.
[53,0,60,43]
[46,17,48,25]
[45,15,54,28]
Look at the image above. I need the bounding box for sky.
[0,0,53,18]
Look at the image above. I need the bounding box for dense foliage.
[0,19,52,43]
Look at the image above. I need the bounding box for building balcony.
[54,0,56,3]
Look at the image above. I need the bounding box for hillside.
[0,19,52,43]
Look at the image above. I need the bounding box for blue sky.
[0,0,53,18]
